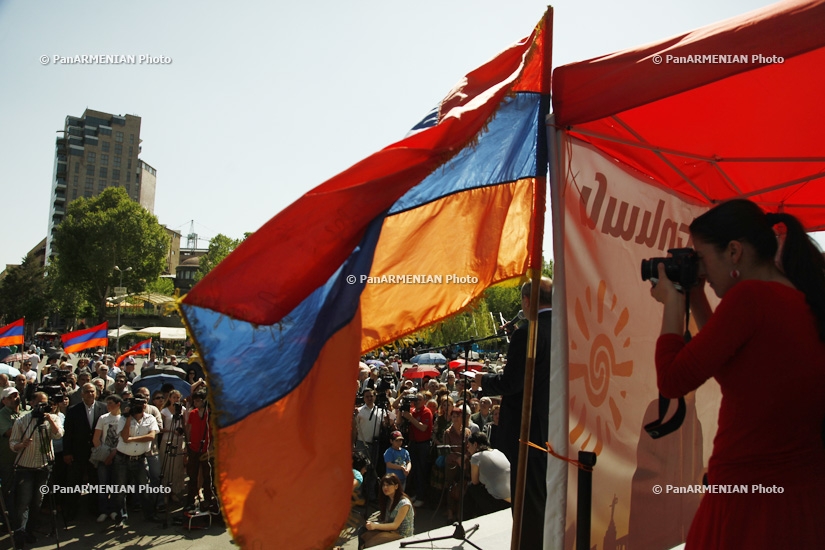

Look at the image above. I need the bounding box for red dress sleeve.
[655,281,767,398]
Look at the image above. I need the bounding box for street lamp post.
[113,265,132,354]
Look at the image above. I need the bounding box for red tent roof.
[552,0,825,229]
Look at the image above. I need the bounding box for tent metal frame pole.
[510,8,553,549]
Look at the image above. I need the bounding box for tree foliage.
[51,187,169,321]
[146,276,175,296]
[195,234,243,282]
[0,255,50,328]
[409,258,555,350]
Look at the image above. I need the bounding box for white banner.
[560,138,721,550]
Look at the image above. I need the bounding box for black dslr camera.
[399,394,417,413]
[122,397,147,417]
[641,247,699,291]
[31,402,51,424]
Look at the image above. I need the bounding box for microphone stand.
[401,334,505,550]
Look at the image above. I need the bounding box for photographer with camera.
[9,391,63,546]
[113,396,159,527]
[400,393,432,508]
[649,199,825,549]
[354,388,393,506]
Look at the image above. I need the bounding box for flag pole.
[511,7,552,550]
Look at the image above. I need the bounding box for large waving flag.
[61,322,109,355]
[180,10,551,549]
[0,318,24,347]
[115,338,152,366]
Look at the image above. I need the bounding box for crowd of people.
[0,348,217,549]
[351,355,516,548]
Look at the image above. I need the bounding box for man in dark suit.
[62,382,107,518]
[479,277,552,549]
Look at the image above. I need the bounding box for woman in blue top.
[358,473,415,549]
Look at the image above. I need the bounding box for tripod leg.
[0,481,17,550]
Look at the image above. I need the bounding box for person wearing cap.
[105,355,122,377]
[383,431,411,491]
[0,386,27,520]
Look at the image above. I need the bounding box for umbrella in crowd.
[402,364,440,379]
[132,373,191,398]
[447,360,485,372]
[409,352,447,365]
[365,359,385,367]
[140,365,188,379]
[1,353,31,364]
[0,364,21,377]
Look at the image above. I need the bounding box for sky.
[0,0,783,271]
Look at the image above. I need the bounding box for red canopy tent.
[553,0,825,226]
[546,1,825,548]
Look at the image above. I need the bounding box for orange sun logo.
[569,280,633,455]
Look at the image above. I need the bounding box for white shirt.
[116,413,158,456]
[355,404,391,444]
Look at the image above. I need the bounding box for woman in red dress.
[651,199,825,549]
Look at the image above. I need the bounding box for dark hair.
[377,473,408,522]
[352,450,370,472]
[468,431,491,452]
[106,394,123,405]
[521,277,553,305]
[690,199,825,341]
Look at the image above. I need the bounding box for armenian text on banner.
[560,137,721,550]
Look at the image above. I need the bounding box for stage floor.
[371,509,513,549]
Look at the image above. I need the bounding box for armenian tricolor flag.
[115,338,152,366]
[180,10,551,549]
[61,322,109,355]
[0,318,24,347]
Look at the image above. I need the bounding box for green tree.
[51,187,169,321]
[146,276,175,296]
[195,234,242,282]
[0,255,50,329]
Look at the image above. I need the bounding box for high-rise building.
[46,108,156,260]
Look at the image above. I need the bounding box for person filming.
[649,199,825,548]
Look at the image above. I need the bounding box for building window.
[87,152,96,163]
[115,143,123,155]
[125,183,131,194]
[127,159,131,170]
[113,156,121,168]
[74,163,79,173]
[71,188,77,200]
[100,154,108,166]
[84,178,93,197]
[98,180,106,192]
[126,172,130,183]
[130,134,134,144]
[115,131,123,143]
[73,175,78,185]
[101,141,110,152]
[86,165,94,176]
[112,169,120,181]
[128,146,133,157]
[99,167,107,178]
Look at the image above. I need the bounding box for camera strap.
[645,290,692,439]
